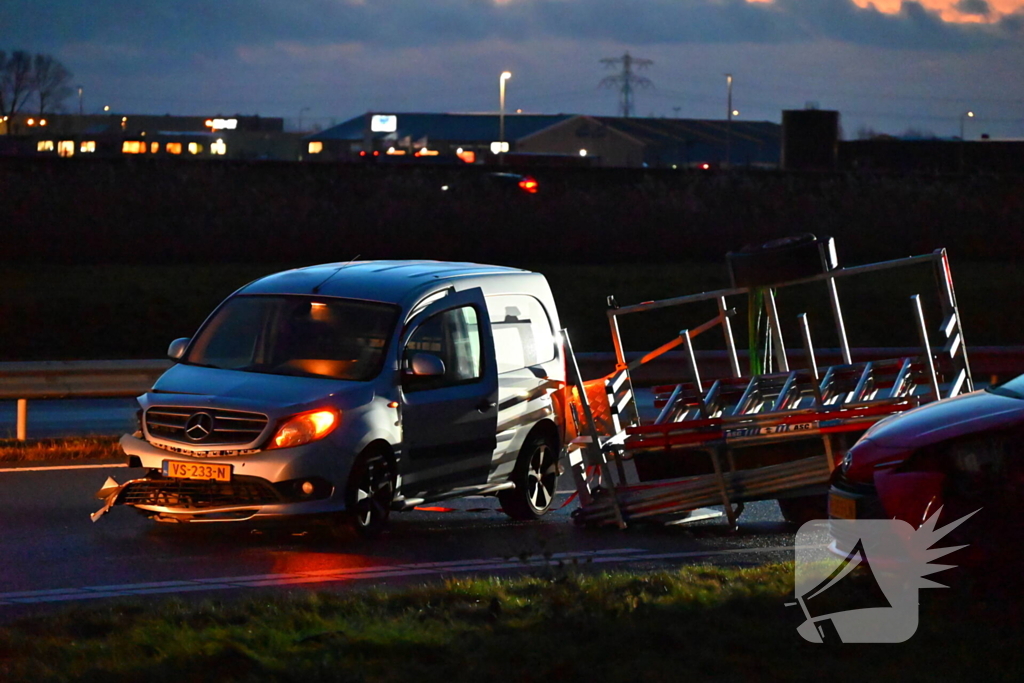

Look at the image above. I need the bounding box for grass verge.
[0,563,1018,682]
[0,436,122,464]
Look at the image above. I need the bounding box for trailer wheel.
[500,432,560,520]
[777,494,828,527]
[344,449,395,538]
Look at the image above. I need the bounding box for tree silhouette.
[0,50,74,133]
[1,50,33,120]
[33,53,73,117]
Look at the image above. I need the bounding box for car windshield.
[987,374,1024,400]
[185,295,399,381]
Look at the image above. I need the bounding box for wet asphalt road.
[0,464,825,622]
[0,393,830,620]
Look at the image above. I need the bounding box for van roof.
[240,260,532,305]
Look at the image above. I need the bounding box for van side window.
[486,295,556,374]
[404,306,482,391]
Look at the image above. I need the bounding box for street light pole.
[726,74,733,168]
[959,110,974,140]
[959,110,974,174]
[299,106,311,132]
[499,71,511,166]
[77,85,83,118]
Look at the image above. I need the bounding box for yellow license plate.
[163,460,232,482]
[829,493,856,520]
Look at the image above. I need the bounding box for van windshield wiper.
[987,385,1024,400]
[177,360,222,370]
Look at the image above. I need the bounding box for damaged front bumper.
[92,434,348,523]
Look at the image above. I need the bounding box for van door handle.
[476,399,496,413]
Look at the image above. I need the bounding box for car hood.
[863,389,1024,450]
[149,363,367,409]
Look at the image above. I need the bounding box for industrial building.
[305,112,782,168]
[0,112,300,160]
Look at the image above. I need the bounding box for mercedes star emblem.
[184,412,215,441]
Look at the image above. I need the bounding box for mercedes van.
[98,261,566,536]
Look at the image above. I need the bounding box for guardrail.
[0,360,170,440]
[3,347,1024,440]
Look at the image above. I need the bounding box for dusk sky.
[5,0,1024,138]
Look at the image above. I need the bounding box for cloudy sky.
[4,0,1024,138]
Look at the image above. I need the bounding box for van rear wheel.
[499,432,559,520]
[345,450,395,538]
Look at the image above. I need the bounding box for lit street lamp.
[499,71,511,165]
[959,110,974,140]
[726,74,733,168]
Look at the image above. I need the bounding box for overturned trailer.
[563,236,973,528]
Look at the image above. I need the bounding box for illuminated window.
[122,140,146,154]
[210,138,227,155]
[80,141,96,153]
[308,141,323,154]
[150,142,160,154]
[57,140,75,158]
[36,140,54,152]
[166,142,182,155]
[188,142,202,155]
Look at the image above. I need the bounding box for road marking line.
[0,463,128,473]
[0,546,804,606]
[637,545,822,562]
[87,580,197,591]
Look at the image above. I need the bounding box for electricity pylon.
[599,52,653,118]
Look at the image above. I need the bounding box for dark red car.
[829,376,1024,571]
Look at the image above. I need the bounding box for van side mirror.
[167,338,190,361]
[406,353,445,377]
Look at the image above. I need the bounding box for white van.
[101,261,566,536]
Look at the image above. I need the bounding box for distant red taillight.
[518,176,539,194]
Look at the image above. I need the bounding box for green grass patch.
[0,564,1017,682]
[0,436,122,464]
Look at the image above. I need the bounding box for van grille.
[145,407,268,446]
[121,476,281,509]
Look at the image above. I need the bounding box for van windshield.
[185,295,399,381]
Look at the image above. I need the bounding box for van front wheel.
[499,433,559,520]
[345,450,395,538]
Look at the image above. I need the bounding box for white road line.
[0,463,128,473]
[0,546,801,607]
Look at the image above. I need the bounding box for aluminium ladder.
[563,248,972,529]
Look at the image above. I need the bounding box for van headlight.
[267,409,340,449]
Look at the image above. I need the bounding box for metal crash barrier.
[0,360,170,440]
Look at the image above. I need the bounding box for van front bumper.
[94,434,351,523]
